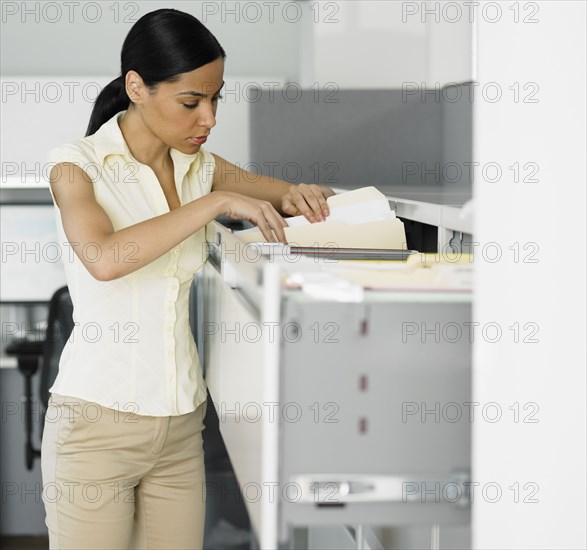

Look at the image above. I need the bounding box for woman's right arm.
[50,163,288,281]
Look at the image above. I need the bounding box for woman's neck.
[118,109,172,173]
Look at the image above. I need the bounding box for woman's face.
[132,57,225,155]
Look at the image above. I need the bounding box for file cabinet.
[197,219,472,549]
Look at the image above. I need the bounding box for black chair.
[5,285,74,470]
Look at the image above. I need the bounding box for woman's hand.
[281,183,336,223]
[214,190,289,244]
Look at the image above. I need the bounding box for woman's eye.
[183,95,222,109]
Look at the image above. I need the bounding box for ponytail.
[85,75,129,137]
[84,9,226,137]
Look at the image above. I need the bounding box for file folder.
[233,186,409,251]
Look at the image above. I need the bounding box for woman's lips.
[189,136,207,145]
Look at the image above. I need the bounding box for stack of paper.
[284,254,474,292]
[334,253,472,290]
[233,187,408,249]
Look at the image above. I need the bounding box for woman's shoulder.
[47,136,97,168]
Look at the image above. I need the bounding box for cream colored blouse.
[46,110,215,416]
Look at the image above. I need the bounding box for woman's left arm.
[211,152,336,222]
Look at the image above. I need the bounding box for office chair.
[5,285,74,470]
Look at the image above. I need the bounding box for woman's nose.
[198,103,216,129]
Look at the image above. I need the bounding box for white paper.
[233,186,396,241]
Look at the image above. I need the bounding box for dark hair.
[85,8,226,136]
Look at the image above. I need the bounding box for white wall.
[0,0,299,80]
[0,0,300,182]
[0,76,286,188]
[300,0,473,88]
[1,1,472,89]
[473,2,586,548]
[1,76,111,188]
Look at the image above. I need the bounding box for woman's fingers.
[305,189,325,221]
[293,189,321,221]
[225,193,290,244]
[281,197,300,217]
[256,218,278,243]
[263,204,289,244]
[255,203,288,244]
[291,184,329,222]
[312,187,330,218]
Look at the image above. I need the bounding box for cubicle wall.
[249,84,473,191]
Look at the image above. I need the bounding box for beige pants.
[41,393,207,549]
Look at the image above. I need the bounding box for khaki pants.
[41,393,207,549]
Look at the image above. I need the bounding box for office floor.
[0,533,250,550]
[0,536,49,549]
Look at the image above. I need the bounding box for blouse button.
[173,248,180,254]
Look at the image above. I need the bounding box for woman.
[41,8,334,549]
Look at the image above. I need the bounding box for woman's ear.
[125,70,145,105]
